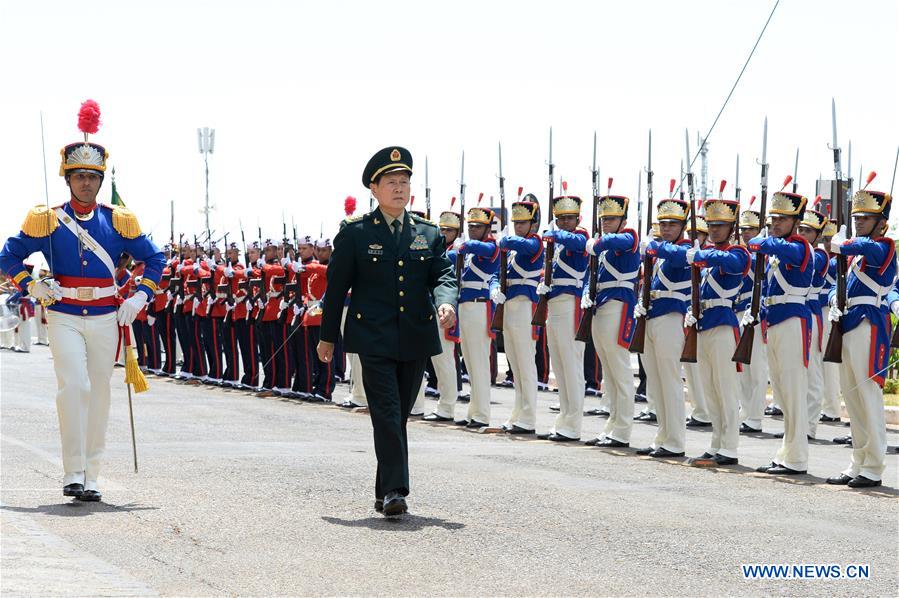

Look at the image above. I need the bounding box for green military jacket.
[320,208,457,361]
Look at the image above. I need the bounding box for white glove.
[256,299,265,310]
[280,257,291,267]
[891,301,899,318]
[685,240,701,264]
[205,295,214,309]
[291,261,305,273]
[117,293,148,326]
[581,294,594,310]
[176,263,184,273]
[192,301,198,315]
[536,282,551,296]
[633,302,647,318]
[147,315,156,327]
[451,238,464,251]
[256,258,265,268]
[830,224,847,254]
[292,304,302,316]
[225,302,233,313]
[27,279,63,302]
[741,310,757,327]
[225,265,234,278]
[585,237,600,256]
[279,299,289,311]
[175,295,183,307]
[166,290,173,301]
[638,236,650,258]
[165,258,173,266]
[193,262,200,273]
[490,288,506,304]
[204,257,216,270]
[828,303,844,322]
[684,311,698,328]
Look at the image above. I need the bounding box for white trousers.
[503,296,538,431]
[698,326,740,458]
[431,334,460,419]
[683,361,709,422]
[736,310,769,429]
[643,313,686,453]
[820,323,842,418]
[548,295,586,438]
[15,318,32,352]
[348,352,368,406]
[839,320,887,481]
[47,311,118,487]
[767,317,809,471]
[35,304,49,344]
[591,300,633,443]
[460,302,492,424]
[805,316,824,438]
[411,374,426,414]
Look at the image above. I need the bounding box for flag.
[110,167,126,207]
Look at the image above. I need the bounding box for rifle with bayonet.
[576,132,600,342]
[532,128,555,326]
[733,118,770,364]
[681,129,701,363]
[628,131,654,352]
[455,152,466,291]
[491,142,508,331]
[823,100,847,363]
[425,156,431,220]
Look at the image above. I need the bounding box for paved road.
[2,345,897,596]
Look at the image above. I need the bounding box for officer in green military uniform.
[317,146,457,518]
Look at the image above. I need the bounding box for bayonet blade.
[684,129,692,175]
[549,127,553,165]
[498,142,503,179]
[647,129,652,173]
[761,117,768,166]
[592,131,597,172]
[831,98,838,151]
[735,154,741,191]
[793,147,799,186]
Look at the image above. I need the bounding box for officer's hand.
[27,279,62,303]
[686,240,701,264]
[639,236,651,257]
[317,340,335,363]
[437,303,456,329]
[633,302,647,318]
[684,311,698,328]
[225,265,234,278]
[740,309,757,328]
[828,303,844,323]
[581,293,594,310]
[490,288,506,305]
[117,293,148,327]
[536,282,551,296]
[585,237,600,256]
[830,225,847,254]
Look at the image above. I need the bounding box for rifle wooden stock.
[574,297,593,342]
[490,301,505,332]
[628,253,653,353]
[732,322,755,363]
[531,241,554,326]
[490,238,506,331]
[680,264,701,363]
[824,173,847,363]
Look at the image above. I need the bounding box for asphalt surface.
[2,345,897,596]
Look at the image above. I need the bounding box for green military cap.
[362,146,413,187]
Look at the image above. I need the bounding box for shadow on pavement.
[1,502,159,517]
[321,514,465,531]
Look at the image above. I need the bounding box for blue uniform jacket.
[545,228,588,300]
[645,238,692,318]
[749,235,813,328]
[491,233,543,303]
[0,202,164,316]
[458,238,499,303]
[587,229,640,309]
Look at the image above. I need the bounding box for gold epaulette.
[21,205,59,238]
[111,206,142,239]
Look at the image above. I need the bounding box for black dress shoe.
[686,417,712,428]
[825,473,852,485]
[547,432,579,442]
[77,490,102,502]
[501,424,535,434]
[583,437,602,446]
[713,454,738,466]
[651,447,686,458]
[634,412,657,422]
[832,435,852,445]
[423,413,454,422]
[819,414,841,423]
[755,461,778,473]
[63,483,84,497]
[765,465,806,475]
[374,498,384,512]
[498,379,514,388]
[740,423,762,434]
[635,447,654,455]
[594,438,629,448]
[454,419,469,426]
[382,491,408,517]
[466,420,488,429]
[848,475,881,488]
[764,405,783,416]
[549,403,560,412]
[584,408,610,417]
[584,386,601,397]
[698,452,716,460]
[634,393,648,403]
[772,432,785,439]
[456,393,471,403]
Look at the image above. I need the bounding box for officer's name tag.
[368,243,383,256]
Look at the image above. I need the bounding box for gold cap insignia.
[851,190,890,215]
[739,210,761,229]
[770,192,807,216]
[800,209,826,231]
[467,207,494,225]
[390,148,401,162]
[703,199,739,223]
[553,195,583,217]
[597,195,626,218]
[439,211,461,229]
[656,199,688,222]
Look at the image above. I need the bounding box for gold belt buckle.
[76,287,95,301]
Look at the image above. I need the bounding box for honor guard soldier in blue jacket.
[489,196,544,434]
[632,195,692,457]
[825,185,896,488]
[317,146,457,517]
[535,194,590,442]
[677,199,750,466]
[796,206,830,440]
[583,194,640,448]
[455,205,500,428]
[0,100,164,502]
[749,191,814,476]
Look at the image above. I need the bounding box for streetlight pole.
[197,127,215,244]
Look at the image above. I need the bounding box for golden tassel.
[21,206,59,238]
[124,345,150,394]
[112,206,142,239]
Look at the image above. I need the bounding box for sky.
[1,0,897,249]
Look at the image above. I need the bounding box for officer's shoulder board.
[21,204,59,238]
[100,203,143,239]
[410,213,437,228]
